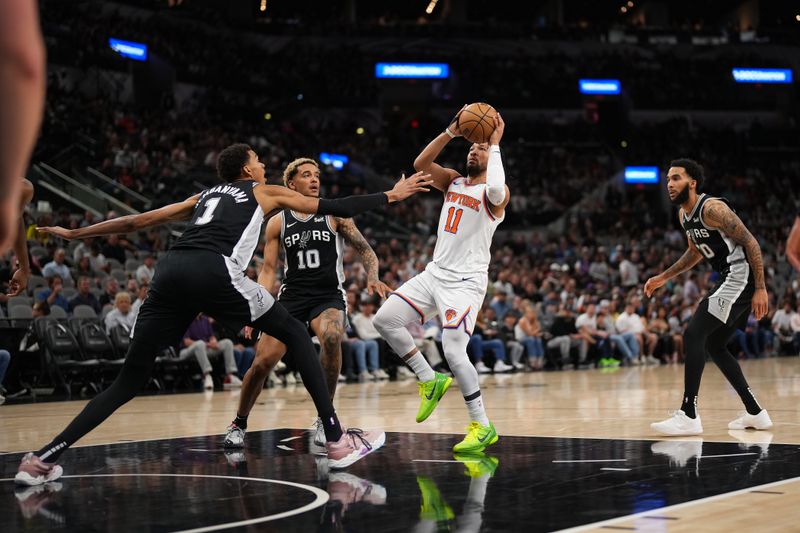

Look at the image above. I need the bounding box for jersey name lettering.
[203,184,249,204]
[445,192,481,212]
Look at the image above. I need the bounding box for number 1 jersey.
[432,177,504,275]
[172,180,265,269]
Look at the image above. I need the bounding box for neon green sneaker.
[416,475,454,523]
[452,421,498,453]
[416,372,453,423]
[453,452,500,478]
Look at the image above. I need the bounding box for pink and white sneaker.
[15,453,64,486]
[326,428,385,469]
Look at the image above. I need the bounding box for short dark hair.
[217,143,253,181]
[670,158,705,191]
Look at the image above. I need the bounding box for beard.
[670,184,690,205]
[466,162,481,177]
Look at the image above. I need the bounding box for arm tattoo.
[662,247,703,280]
[703,201,766,289]
[336,218,380,282]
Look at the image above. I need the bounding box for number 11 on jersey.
[444,207,463,234]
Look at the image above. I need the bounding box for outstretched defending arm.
[37,194,201,240]
[256,171,432,219]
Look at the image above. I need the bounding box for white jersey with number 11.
[432,177,504,275]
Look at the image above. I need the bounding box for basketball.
[457,102,497,143]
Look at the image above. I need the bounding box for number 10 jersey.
[278,210,345,301]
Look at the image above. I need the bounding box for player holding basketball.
[646,159,772,436]
[373,108,510,453]
[16,144,431,485]
[223,157,390,449]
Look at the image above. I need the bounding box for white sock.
[466,395,490,426]
[406,351,435,382]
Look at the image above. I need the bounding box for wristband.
[445,127,456,139]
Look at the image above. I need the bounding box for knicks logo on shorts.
[445,309,457,322]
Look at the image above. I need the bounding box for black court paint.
[3,430,800,532]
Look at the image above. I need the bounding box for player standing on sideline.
[646,159,772,436]
[373,109,510,453]
[16,144,432,485]
[223,158,391,449]
[0,0,46,252]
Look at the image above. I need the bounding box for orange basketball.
[456,102,496,143]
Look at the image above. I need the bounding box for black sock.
[322,412,343,442]
[37,438,68,463]
[233,414,248,430]
[739,388,762,416]
[681,394,697,418]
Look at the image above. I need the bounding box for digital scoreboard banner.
[624,166,659,184]
[109,38,148,61]
[579,79,621,95]
[375,63,449,79]
[732,68,792,84]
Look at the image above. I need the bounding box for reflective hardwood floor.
[2,357,799,531]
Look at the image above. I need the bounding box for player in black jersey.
[645,158,772,436]
[224,157,390,449]
[16,143,431,485]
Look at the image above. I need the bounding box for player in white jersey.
[373,109,510,453]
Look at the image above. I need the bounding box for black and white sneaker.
[223,423,246,448]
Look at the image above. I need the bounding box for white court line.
[554,475,800,533]
[553,459,628,463]
[699,452,758,459]
[600,468,631,471]
[412,459,480,463]
[0,473,328,533]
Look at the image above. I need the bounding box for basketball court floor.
[3,358,799,532]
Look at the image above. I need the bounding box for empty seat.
[8,295,33,308]
[72,305,98,319]
[49,306,69,319]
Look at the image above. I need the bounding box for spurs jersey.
[432,177,504,275]
[682,193,754,325]
[173,180,265,269]
[681,194,748,275]
[278,210,345,301]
